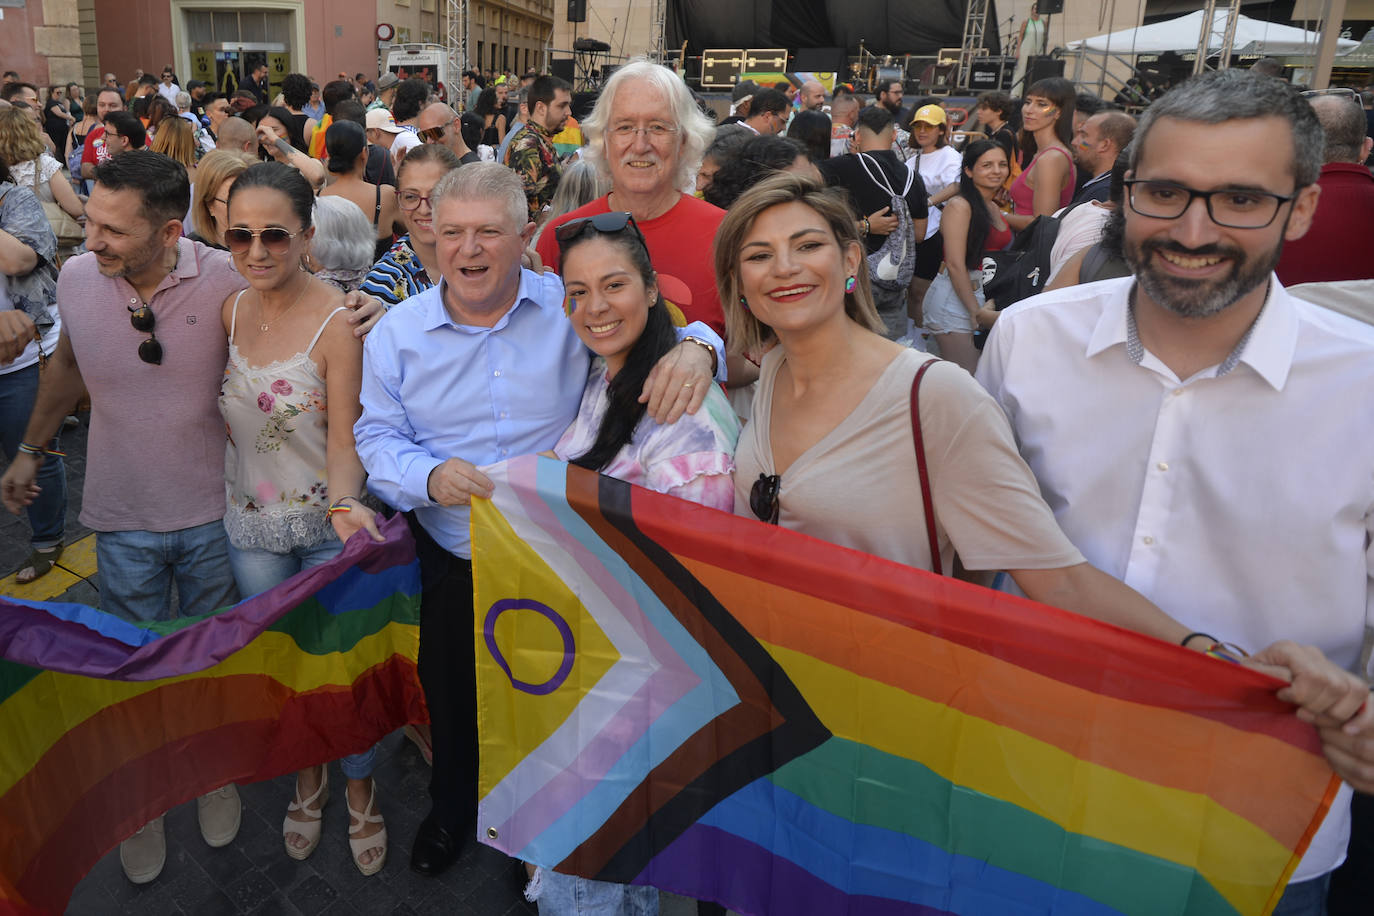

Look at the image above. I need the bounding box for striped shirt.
[360,235,433,308]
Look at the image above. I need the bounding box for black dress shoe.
[410,816,461,876]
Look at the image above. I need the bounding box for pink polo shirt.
[59,239,247,532]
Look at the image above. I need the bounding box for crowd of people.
[1,55,1374,916]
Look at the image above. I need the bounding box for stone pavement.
[1,415,709,916]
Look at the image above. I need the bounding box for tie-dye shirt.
[554,361,739,510]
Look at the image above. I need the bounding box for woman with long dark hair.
[920,139,1011,372]
[473,87,507,147]
[1006,76,1076,228]
[318,119,402,261]
[528,209,738,915]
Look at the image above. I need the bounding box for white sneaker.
[197,784,242,847]
[119,815,166,884]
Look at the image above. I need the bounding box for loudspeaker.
[1027,56,1064,84]
[1037,0,1064,12]
[969,60,1007,91]
[795,47,845,73]
[567,0,586,22]
[550,58,574,81]
[571,91,599,120]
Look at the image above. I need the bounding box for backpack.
[66,139,84,184]
[979,201,1089,309]
[857,153,917,292]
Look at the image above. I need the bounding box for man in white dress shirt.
[978,68,1374,915]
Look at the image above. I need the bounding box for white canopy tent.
[1067,9,1359,57]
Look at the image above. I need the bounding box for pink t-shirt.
[59,239,248,532]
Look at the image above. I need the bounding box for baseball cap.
[365,108,405,133]
[376,72,400,91]
[911,104,947,126]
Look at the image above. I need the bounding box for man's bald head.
[216,116,257,154]
[416,101,457,132]
[1309,95,1371,164]
[799,80,826,111]
[831,94,859,126]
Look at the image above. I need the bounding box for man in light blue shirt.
[355,163,722,878]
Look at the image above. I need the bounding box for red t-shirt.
[1276,163,1374,287]
[81,125,110,170]
[536,193,726,337]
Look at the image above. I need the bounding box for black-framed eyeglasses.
[224,226,299,255]
[128,304,161,365]
[1123,179,1299,229]
[749,473,780,525]
[554,211,648,253]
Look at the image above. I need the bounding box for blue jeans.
[535,869,659,916]
[226,536,377,781]
[1271,874,1331,916]
[96,520,238,622]
[0,362,66,549]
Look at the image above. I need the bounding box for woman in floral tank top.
[217,163,389,877]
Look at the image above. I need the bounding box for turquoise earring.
[844,275,857,293]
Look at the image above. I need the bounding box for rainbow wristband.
[17,442,65,459]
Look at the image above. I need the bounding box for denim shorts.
[921,267,984,334]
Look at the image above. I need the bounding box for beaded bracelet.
[17,442,65,459]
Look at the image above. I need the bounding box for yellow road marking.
[0,533,98,602]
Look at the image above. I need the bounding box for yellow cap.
[911,104,947,126]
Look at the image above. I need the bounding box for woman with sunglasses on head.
[528,212,739,916]
[318,120,403,262]
[1005,77,1077,230]
[920,140,1012,373]
[218,161,389,876]
[717,173,1217,645]
[359,143,462,308]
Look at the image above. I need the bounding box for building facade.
[0,0,84,87]
[80,0,374,99]
[462,0,555,76]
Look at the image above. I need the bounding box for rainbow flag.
[0,515,424,915]
[471,456,1339,916]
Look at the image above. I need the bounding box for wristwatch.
[681,335,718,377]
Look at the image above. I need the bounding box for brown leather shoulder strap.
[910,358,942,576]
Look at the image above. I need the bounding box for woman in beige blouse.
[715,173,1193,639]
